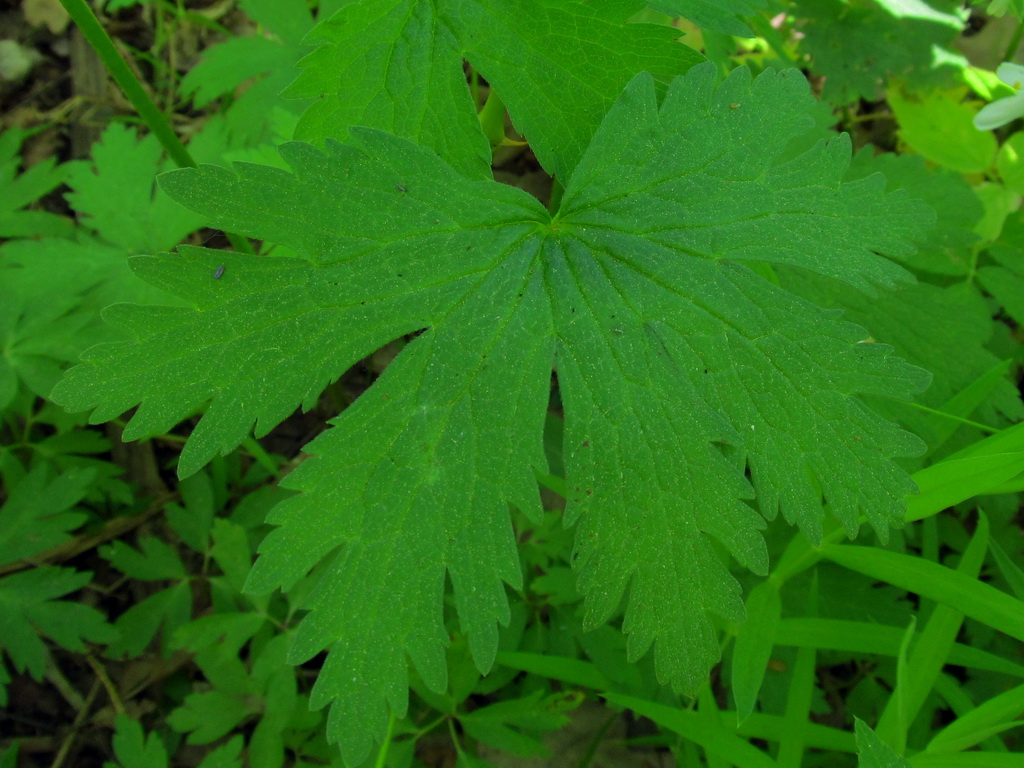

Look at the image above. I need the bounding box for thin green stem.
[372,711,395,768]
[1003,17,1024,64]
[59,0,254,255]
[906,402,998,434]
[60,0,193,169]
[478,86,507,149]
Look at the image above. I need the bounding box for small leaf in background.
[0,465,94,566]
[195,736,244,768]
[731,581,781,723]
[888,87,997,173]
[995,131,1024,194]
[0,265,94,409]
[460,691,571,758]
[794,0,966,104]
[0,567,114,705]
[854,718,911,768]
[649,0,767,36]
[100,537,187,582]
[181,0,314,147]
[103,581,191,659]
[0,128,72,239]
[165,471,217,553]
[64,124,208,254]
[103,714,168,768]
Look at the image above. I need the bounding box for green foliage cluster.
[2,0,1024,766]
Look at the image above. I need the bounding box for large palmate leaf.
[53,64,931,763]
[287,0,703,180]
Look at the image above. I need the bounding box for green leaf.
[875,513,990,750]
[288,0,490,179]
[905,452,1024,523]
[0,567,113,692]
[774,617,1024,677]
[167,690,255,744]
[0,465,94,566]
[909,754,1024,767]
[165,472,217,553]
[650,0,765,36]
[925,682,1024,753]
[453,0,705,180]
[776,274,1023,453]
[0,264,95,409]
[180,0,313,147]
[995,131,1024,194]
[101,537,187,581]
[196,736,244,768]
[291,0,703,181]
[104,715,168,768]
[606,692,778,768]
[496,651,612,690]
[820,544,1024,643]
[105,581,192,658]
[795,0,966,104]
[0,128,72,239]
[64,124,208,253]
[459,691,569,757]
[854,718,911,768]
[888,87,997,174]
[731,580,781,723]
[54,64,930,762]
[845,149,982,276]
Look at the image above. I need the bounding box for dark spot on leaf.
[396,184,407,193]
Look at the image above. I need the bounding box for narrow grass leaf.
[698,685,728,768]
[775,618,1024,677]
[989,538,1024,600]
[876,513,989,748]
[923,359,1012,453]
[605,693,778,768]
[728,712,856,752]
[777,573,818,768]
[495,652,611,691]
[926,682,1024,753]
[909,754,1024,767]
[819,545,1024,642]
[905,453,1024,523]
[732,580,781,723]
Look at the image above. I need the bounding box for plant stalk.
[60,0,194,169]
[59,0,253,255]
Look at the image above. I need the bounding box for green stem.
[59,0,254,255]
[372,711,395,768]
[1003,17,1024,64]
[478,86,507,149]
[60,0,193,169]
